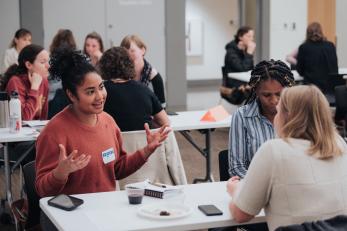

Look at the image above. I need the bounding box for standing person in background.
[224,26,255,73]
[83,32,104,66]
[296,22,340,103]
[228,60,295,179]
[120,35,166,108]
[228,85,347,231]
[99,47,169,131]
[1,28,32,73]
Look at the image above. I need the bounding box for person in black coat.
[296,22,341,99]
[224,26,256,73]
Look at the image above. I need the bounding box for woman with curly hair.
[36,48,171,229]
[99,47,169,131]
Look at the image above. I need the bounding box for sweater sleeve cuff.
[28,89,39,96]
[48,171,68,187]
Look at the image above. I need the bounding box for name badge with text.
[101,148,115,164]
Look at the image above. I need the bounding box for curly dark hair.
[245,59,295,104]
[49,47,96,97]
[98,47,135,81]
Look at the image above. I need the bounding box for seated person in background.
[221,26,256,104]
[228,60,294,178]
[224,26,255,73]
[98,47,169,131]
[296,22,340,103]
[1,28,32,74]
[48,29,77,102]
[228,85,347,231]
[285,48,298,70]
[3,44,49,120]
[83,31,104,66]
[120,35,166,108]
[2,44,49,165]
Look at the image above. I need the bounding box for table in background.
[169,111,231,183]
[40,181,265,231]
[228,68,347,83]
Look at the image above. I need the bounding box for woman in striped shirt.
[228,60,295,178]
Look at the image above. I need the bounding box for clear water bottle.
[9,91,21,133]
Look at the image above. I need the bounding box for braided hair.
[49,47,95,97]
[245,59,295,104]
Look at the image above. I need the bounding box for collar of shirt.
[243,100,273,126]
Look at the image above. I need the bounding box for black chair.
[275,215,347,231]
[22,161,41,229]
[335,85,347,138]
[218,149,230,181]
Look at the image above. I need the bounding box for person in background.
[3,44,49,120]
[2,44,49,166]
[49,29,77,54]
[224,26,255,73]
[83,32,104,66]
[228,60,295,179]
[1,28,32,73]
[296,22,340,103]
[120,35,166,108]
[48,29,78,114]
[228,85,347,231]
[36,48,171,229]
[99,47,169,131]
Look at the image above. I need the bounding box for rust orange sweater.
[5,74,48,120]
[35,107,147,197]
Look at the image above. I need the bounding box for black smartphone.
[48,194,84,211]
[166,111,178,116]
[198,204,223,216]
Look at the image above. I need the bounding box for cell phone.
[166,111,178,116]
[48,194,84,211]
[198,204,223,216]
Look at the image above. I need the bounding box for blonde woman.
[120,35,166,108]
[227,85,347,231]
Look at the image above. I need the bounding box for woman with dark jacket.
[224,26,256,73]
[296,22,340,98]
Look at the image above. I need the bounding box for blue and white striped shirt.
[228,100,275,178]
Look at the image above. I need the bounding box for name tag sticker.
[101,148,115,164]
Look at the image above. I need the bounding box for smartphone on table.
[48,194,84,211]
[198,204,223,216]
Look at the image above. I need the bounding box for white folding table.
[169,111,231,183]
[40,181,266,231]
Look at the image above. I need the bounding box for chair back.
[335,85,347,113]
[118,130,187,189]
[23,161,41,229]
[218,149,230,181]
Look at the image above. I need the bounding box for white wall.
[43,0,106,50]
[269,0,307,62]
[0,0,20,72]
[186,0,238,81]
[336,0,347,67]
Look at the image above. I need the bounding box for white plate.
[137,203,192,220]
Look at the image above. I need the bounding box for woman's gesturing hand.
[143,123,172,158]
[53,144,91,181]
